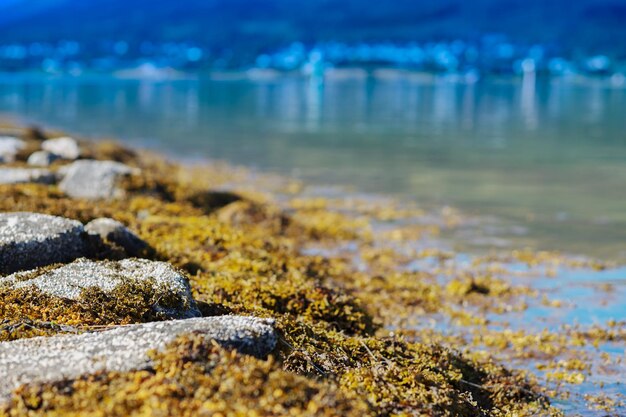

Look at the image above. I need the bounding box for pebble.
[27,150,60,167]
[59,160,138,200]
[0,137,25,163]
[41,137,80,160]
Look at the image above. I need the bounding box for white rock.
[0,136,25,163]
[41,136,80,160]
[27,150,60,167]
[59,160,139,200]
[0,168,55,185]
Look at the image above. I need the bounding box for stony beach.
[0,122,623,416]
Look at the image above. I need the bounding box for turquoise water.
[1,72,626,259]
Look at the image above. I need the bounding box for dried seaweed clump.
[136,214,376,335]
[2,334,373,417]
[274,319,558,417]
[0,280,185,341]
[0,184,136,225]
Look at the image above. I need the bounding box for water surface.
[1,72,625,259]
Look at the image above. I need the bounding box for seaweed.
[2,334,373,417]
[0,125,577,416]
[0,279,186,341]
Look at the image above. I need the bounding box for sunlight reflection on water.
[1,72,625,258]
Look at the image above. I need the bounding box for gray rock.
[0,168,55,185]
[41,137,80,160]
[1,258,201,319]
[85,217,148,257]
[0,316,276,400]
[27,150,60,167]
[0,212,88,274]
[0,136,25,163]
[59,160,138,200]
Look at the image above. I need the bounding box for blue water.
[2,72,626,259]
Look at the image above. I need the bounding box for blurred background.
[0,0,625,259]
[0,0,625,73]
[1,0,626,73]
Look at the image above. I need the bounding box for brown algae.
[0,124,622,416]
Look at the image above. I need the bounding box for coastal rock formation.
[27,150,60,166]
[0,137,25,163]
[85,217,148,257]
[1,258,201,319]
[0,168,55,185]
[41,136,80,160]
[59,160,138,200]
[0,212,88,274]
[0,316,277,400]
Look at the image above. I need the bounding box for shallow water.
[1,72,626,259]
[299,197,626,415]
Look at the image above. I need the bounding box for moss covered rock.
[0,316,276,401]
[0,258,201,320]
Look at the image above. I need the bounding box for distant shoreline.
[0,67,625,89]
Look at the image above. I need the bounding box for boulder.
[0,212,88,274]
[27,150,60,167]
[0,137,25,163]
[0,168,55,185]
[0,316,276,400]
[1,258,201,319]
[85,217,148,257]
[41,137,80,160]
[59,160,138,200]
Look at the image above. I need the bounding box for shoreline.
[0,121,624,415]
[5,108,626,265]
[0,67,625,89]
[3,74,626,263]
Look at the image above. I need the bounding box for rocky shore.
[0,123,621,416]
